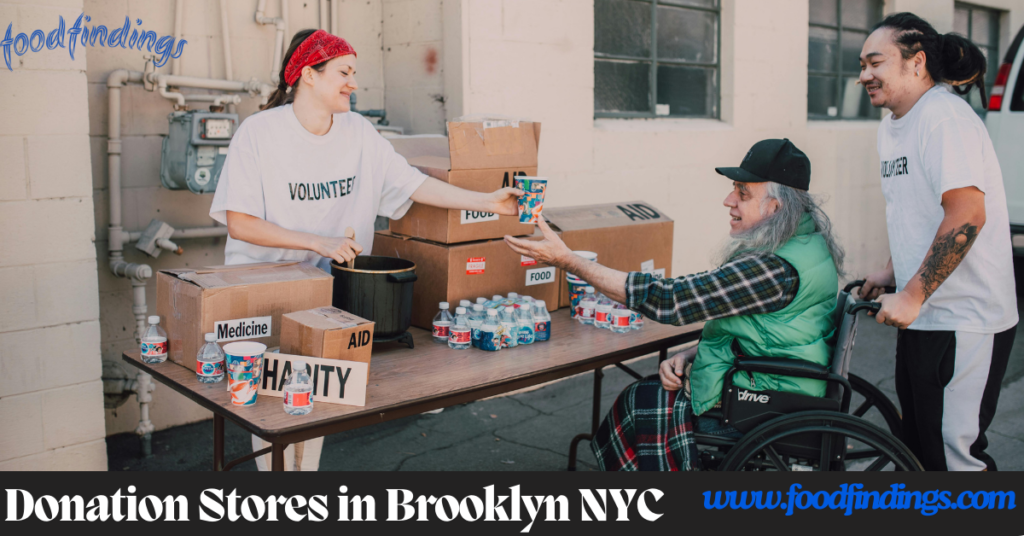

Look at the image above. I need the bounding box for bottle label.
[534,321,551,341]
[141,339,168,358]
[284,391,311,407]
[630,311,644,325]
[580,307,595,319]
[449,329,471,344]
[471,328,482,341]
[612,314,631,327]
[595,311,609,323]
[433,324,451,338]
[479,330,502,351]
[196,360,225,376]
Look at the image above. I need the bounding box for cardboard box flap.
[161,262,330,289]
[544,201,672,232]
[447,121,541,170]
[387,135,449,161]
[291,307,372,330]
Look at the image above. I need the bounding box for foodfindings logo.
[1,14,187,71]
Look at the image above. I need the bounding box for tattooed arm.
[875,186,986,328]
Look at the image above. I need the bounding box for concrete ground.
[108,309,1024,471]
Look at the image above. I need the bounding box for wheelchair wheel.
[719,410,922,472]
[846,373,903,465]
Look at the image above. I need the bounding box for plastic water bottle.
[630,310,645,330]
[488,295,505,309]
[459,299,472,309]
[469,304,486,348]
[283,360,314,415]
[476,297,488,307]
[500,306,519,348]
[532,300,552,342]
[479,309,502,352]
[577,287,597,325]
[610,305,632,333]
[432,302,453,343]
[195,333,225,383]
[594,294,613,330]
[141,316,168,364]
[449,307,472,350]
[515,302,535,345]
[505,292,520,308]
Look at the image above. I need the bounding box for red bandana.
[284,29,357,86]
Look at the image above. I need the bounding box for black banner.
[2,472,1021,534]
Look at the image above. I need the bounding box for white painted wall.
[382,0,446,133]
[0,0,107,470]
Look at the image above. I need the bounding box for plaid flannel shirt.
[626,253,799,326]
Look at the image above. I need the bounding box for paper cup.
[515,176,548,224]
[224,341,267,407]
[568,278,590,319]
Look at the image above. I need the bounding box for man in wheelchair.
[505,139,850,470]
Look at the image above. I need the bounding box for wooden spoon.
[344,227,356,270]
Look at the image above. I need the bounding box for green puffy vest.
[689,213,838,416]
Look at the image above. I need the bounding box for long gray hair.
[717,182,845,277]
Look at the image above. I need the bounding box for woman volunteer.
[209,29,521,471]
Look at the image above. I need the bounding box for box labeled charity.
[372,231,560,330]
[543,202,674,308]
[280,307,374,381]
[156,262,333,370]
[259,352,368,407]
[387,120,541,244]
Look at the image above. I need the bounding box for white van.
[986,24,1024,262]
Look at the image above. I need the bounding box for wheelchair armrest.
[734,355,830,381]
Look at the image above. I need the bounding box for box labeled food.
[387,121,542,244]
[543,202,674,308]
[372,231,560,330]
[156,262,333,370]
[280,307,374,368]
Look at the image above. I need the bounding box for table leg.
[271,443,286,471]
[567,368,604,471]
[659,347,668,363]
[213,414,224,471]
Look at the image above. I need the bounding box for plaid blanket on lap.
[592,376,698,471]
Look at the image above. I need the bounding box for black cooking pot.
[331,256,417,343]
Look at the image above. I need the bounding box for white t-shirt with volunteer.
[877,85,1017,333]
[210,104,427,271]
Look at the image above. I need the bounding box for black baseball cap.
[714,138,811,191]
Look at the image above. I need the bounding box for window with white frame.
[954,2,1002,115]
[807,0,884,119]
[594,0,720,118]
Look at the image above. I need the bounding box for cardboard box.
[543,202,674,308]
[156,262,333,370]
[372,231,560,330]
[388,121,541,244]
[280,307,374,365]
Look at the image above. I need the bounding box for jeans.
[694,415,743,439]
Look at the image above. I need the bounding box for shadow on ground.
[108,309,1024,471]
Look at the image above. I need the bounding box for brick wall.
[0,0,106,471]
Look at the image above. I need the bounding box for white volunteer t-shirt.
[210,104,427,270]
[877,85,1017,333]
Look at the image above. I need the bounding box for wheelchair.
[692,281,923,471]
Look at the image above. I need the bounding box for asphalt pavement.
[107,306,1024,471]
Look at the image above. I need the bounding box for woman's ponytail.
[873,12,989,106]
[260,28,326,111]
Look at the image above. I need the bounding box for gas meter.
[159,110,237,194]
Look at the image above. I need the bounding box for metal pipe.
[171,0,184,75]
[329,0,336,35]
[256,0,287,84]
[219,0,234,81]
[320,0,328,30]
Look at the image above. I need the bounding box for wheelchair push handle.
[848,301,882,315]
[843,279,897,295]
